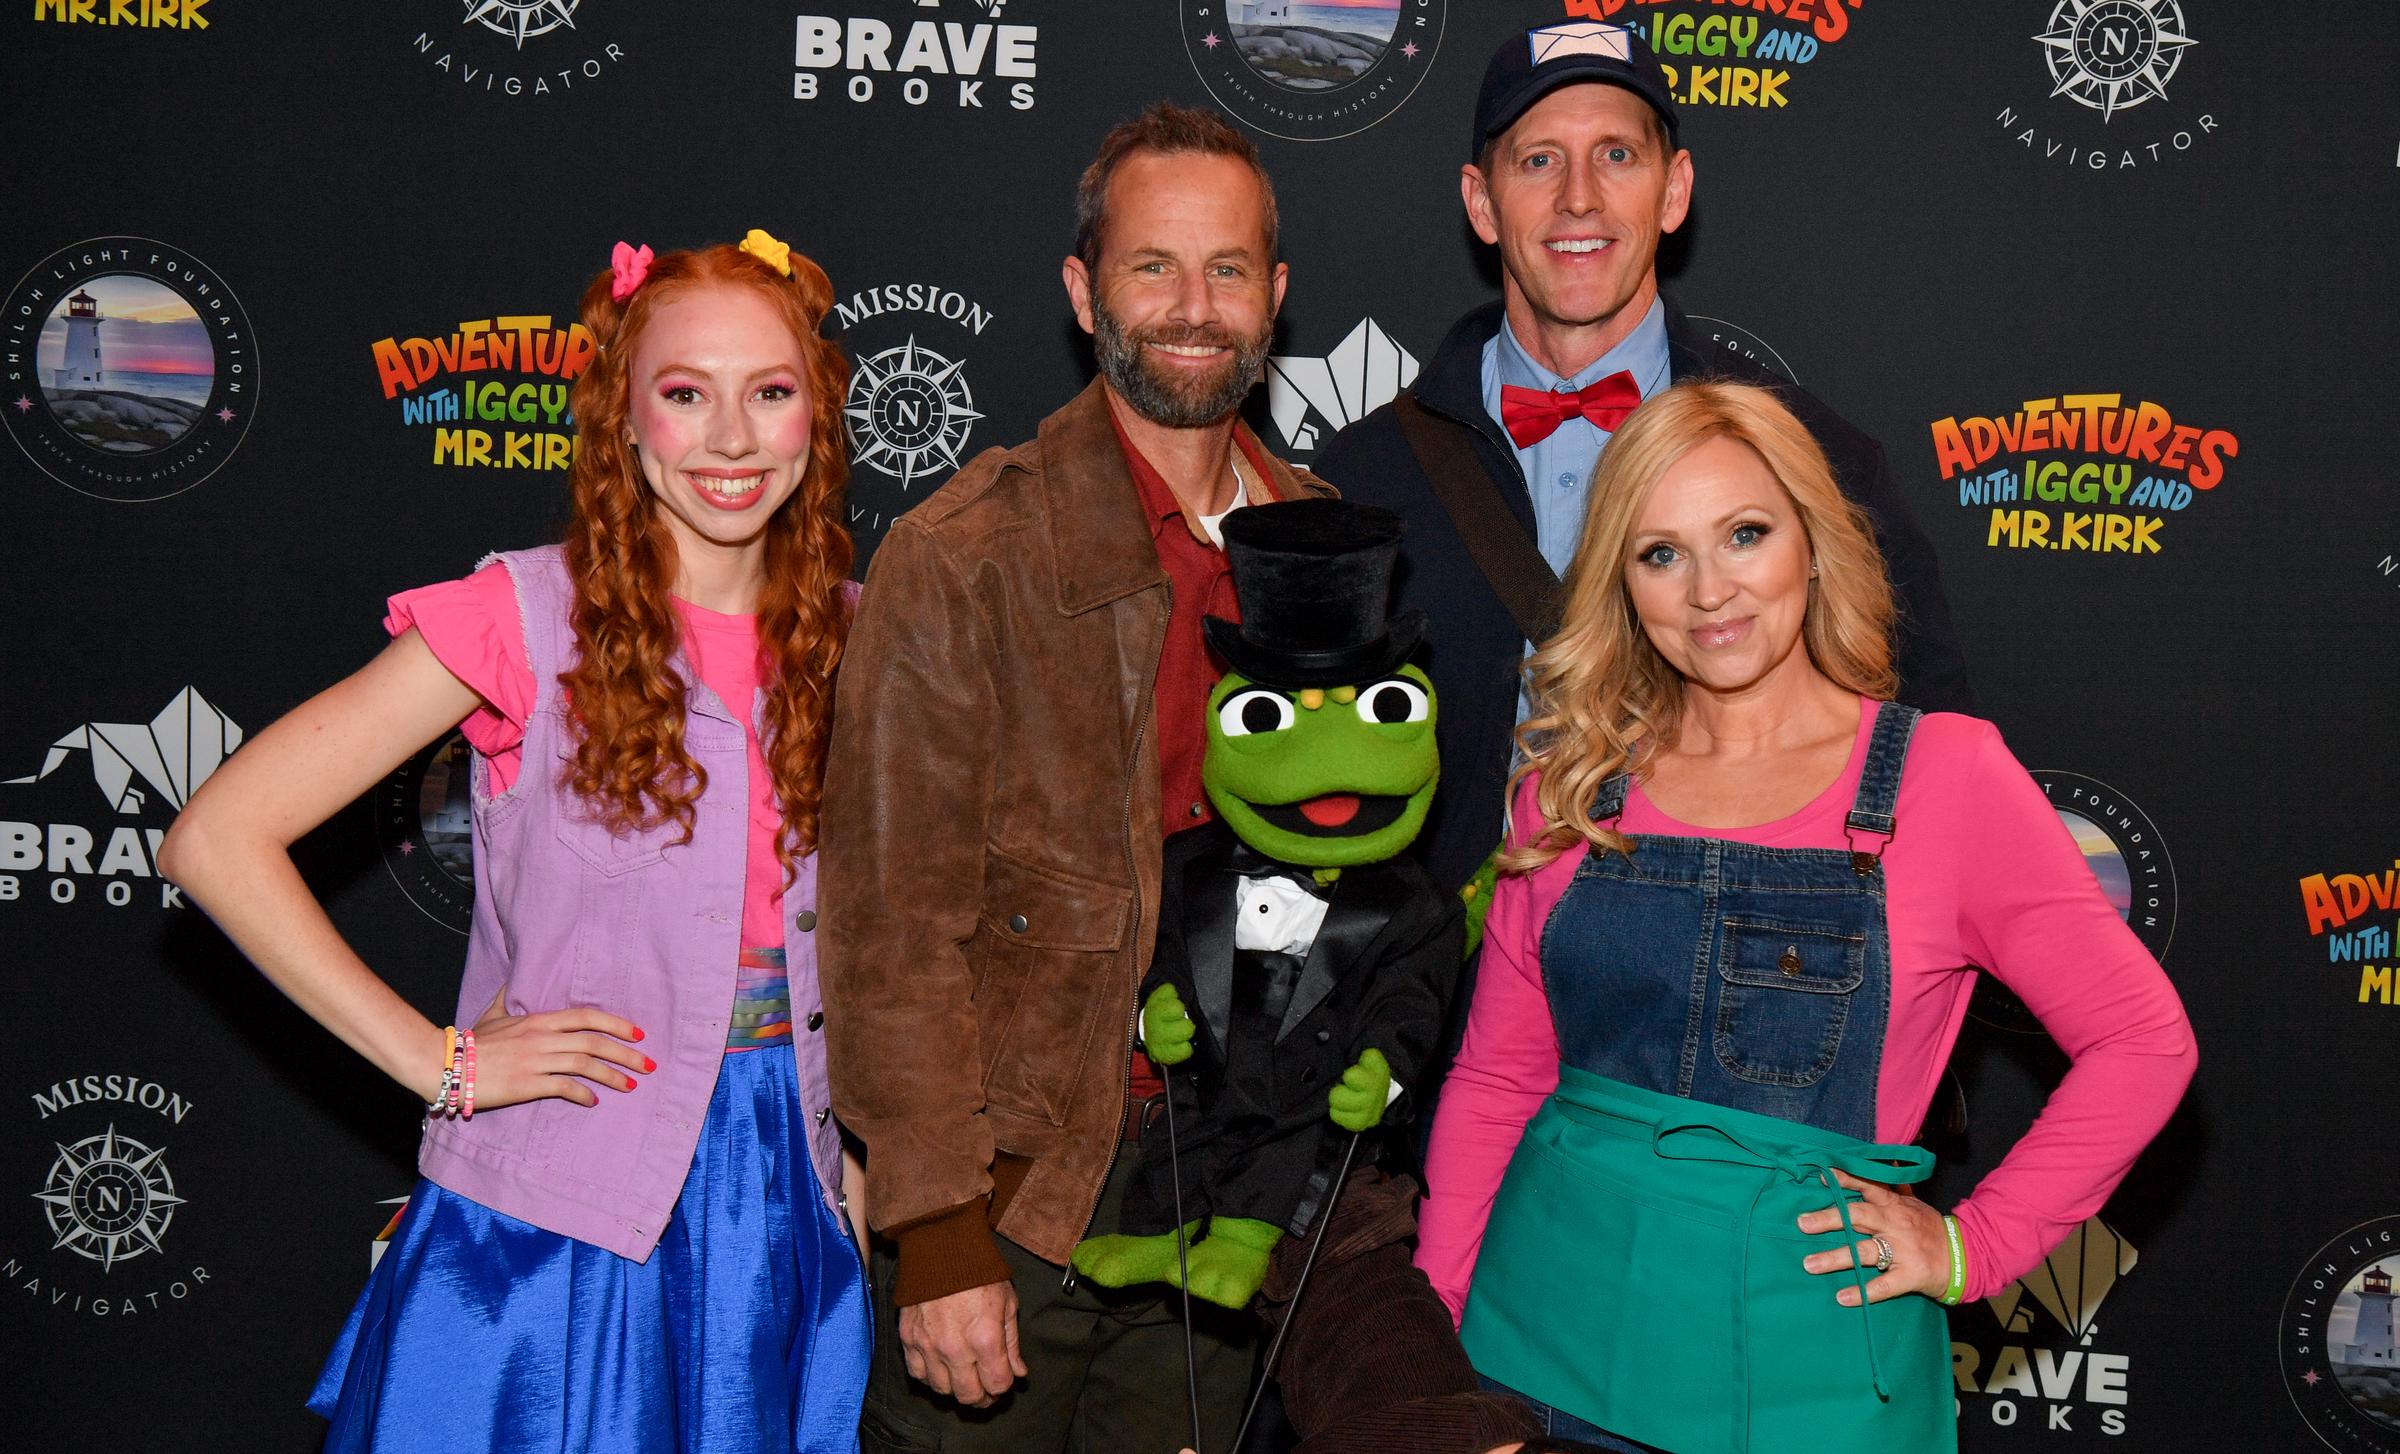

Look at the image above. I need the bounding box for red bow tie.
[1499,370,1643,448]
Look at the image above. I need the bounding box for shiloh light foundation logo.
[1265,318,1417,455]
[2283,1216,2400,1452]
[1182,0,1445,143]
[1995,1,2220,170]
[377,730,478,935]
[1971,771,2174,1033]
[2,239,256,501]
[1,687,241,915]
[1950,1216,2140,1437]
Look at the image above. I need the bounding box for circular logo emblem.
[1970,770,2177,1032]
[35,1126,184,1272]
[2282,1216,2400,1452]
[2037,0,2193,119]
[1684,316,1798,384]
[1181,0,1446,142]
[845,338,982,489]
[3,239,258,501]
[377,730,477,934]
[465,0,580,46]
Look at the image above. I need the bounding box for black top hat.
[1203,498,1428,689]
[1471,19,1680,162]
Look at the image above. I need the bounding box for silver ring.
[1871,1234,1895,1274]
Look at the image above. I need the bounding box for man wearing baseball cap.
[1315,19,1974,902]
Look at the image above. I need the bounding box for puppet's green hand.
[1140,984,1195,1066]
[1327,1047,1392,1132]
[1460,847,1502,960]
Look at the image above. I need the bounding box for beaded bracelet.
[426,1026,461,1116]
[1938,1213,1968,1306]
[460,1028,477,1120]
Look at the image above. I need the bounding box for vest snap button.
[794,909,817,931]
[807,1011,825,1032]
[1008,913,1029,934]
[1778,946,1802,977]
[815,1107,831,1126]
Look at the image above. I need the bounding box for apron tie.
[1652,1118,1935,1409]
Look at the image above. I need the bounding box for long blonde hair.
[1503,380,1896,872]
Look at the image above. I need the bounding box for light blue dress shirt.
[1478,295,1673,578]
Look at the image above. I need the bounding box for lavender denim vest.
[416,546,841,1263]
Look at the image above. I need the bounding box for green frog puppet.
[1071,497,1463,1310]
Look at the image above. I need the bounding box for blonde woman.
[1413,380,2196,1453]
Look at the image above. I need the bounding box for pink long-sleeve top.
[1414,700,2197,1319]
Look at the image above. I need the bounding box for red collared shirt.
[1109,405,1285,1105]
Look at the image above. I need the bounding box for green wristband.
[1939,1214,1968,1306]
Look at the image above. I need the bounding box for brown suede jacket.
[820,378,1329,1303]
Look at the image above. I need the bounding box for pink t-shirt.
[385,563,789,950]
[1415,700,2197,1317]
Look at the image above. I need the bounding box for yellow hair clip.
[739,228,793,277]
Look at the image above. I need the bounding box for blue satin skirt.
[309,1042,870,1453]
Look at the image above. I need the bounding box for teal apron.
[1459,703,1956,1452]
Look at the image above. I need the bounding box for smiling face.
[1622,434,1817,697]
[1064,149,1288,429]
[1203,665,1439,869]
[1464,83,1691,365]
[625,282,814,571]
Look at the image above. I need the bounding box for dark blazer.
[1314,298,1975,894]
[1120,821,1463,1240]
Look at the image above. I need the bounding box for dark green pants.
[862,1156,1257,1454]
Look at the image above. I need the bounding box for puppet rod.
[1161,1063,1204,1454]
[1228,1129,1364,1454]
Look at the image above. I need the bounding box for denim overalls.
[1460,703,1955,1454]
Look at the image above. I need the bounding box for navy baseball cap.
[1471,20,1680,162]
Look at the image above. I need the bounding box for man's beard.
[1091,294,1273,430]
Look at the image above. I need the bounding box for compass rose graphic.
[2036,0,2194,121]
[34,1125,185,1271]
[463,0,578,48]
[845,338,983,488]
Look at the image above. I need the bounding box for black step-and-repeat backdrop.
[4,3,2394,1450]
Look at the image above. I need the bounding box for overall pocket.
[970,849,1133,1125]
[1712,916,1866,1087]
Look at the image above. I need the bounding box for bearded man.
[820,102,1324,1453]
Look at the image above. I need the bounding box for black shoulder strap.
[1391,394,1561,643]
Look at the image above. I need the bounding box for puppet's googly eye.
[1219,688,1296,737]
[1355,678,1430,725]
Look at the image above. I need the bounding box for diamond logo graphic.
[6,687,244,814]
[1265,318,1420,454]
[1988,1216,2139,1339]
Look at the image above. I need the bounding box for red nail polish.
[630,1026,646,1042]
[624,1076,639,1090]
[642,1057,657,1073]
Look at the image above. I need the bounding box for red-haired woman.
[161,233,869,1452]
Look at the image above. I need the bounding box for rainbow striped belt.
[727,946,794,1052]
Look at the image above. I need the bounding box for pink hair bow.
[609,241,654,302]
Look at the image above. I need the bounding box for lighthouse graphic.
[54,289,103,390]
[2346,1265,2400,1369]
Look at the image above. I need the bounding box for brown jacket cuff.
[891,1200,1012,1307]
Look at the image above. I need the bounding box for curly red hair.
[559,242,853,868]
